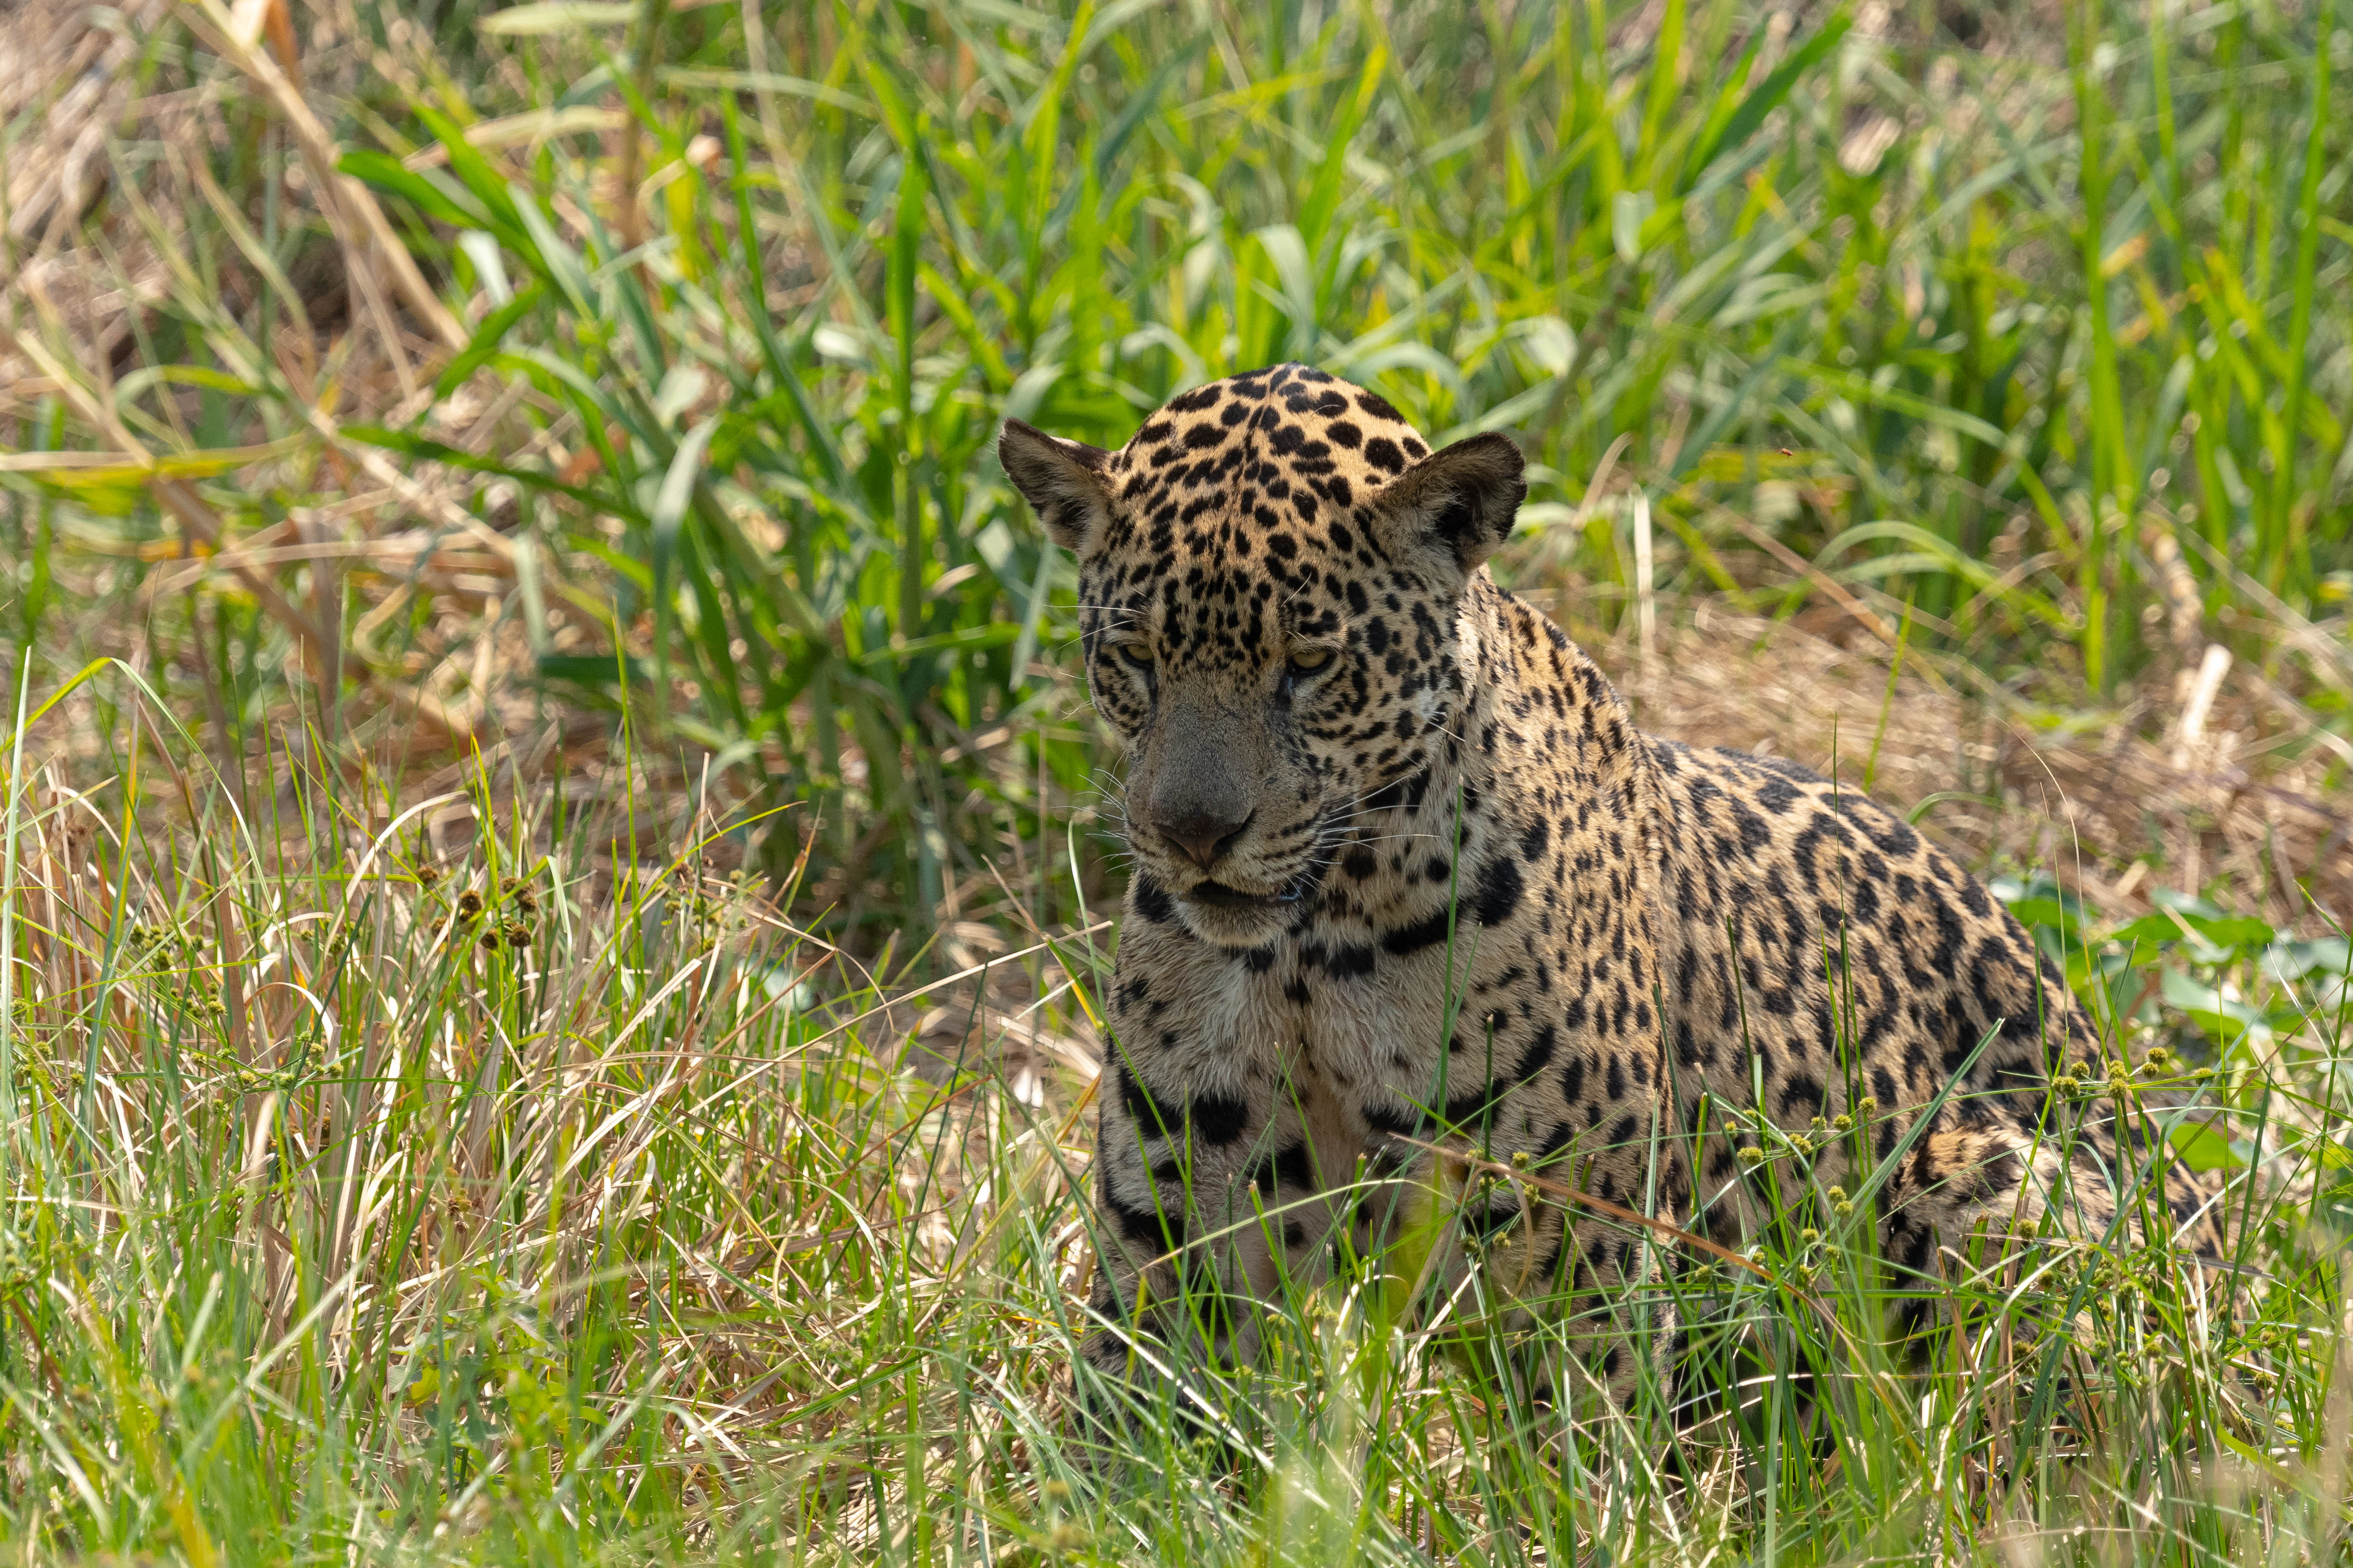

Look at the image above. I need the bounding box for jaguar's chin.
[1169,862,1327,948]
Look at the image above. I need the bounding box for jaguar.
[998,363,2216,1422]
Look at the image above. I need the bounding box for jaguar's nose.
[1146,740,1256,870]
[1160,806,1254,870]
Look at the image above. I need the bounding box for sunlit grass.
[0,684,2348,1561]
[3,0,2346,928]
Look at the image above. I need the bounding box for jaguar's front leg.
[1077,1041,1295,1422]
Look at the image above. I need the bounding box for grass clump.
[0,690,2348,1562]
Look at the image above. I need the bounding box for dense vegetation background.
[0,0,2348,1559]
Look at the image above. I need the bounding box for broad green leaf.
[2165,1119,2245,1172]
[2161,968,2272,1046]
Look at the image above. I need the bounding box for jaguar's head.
[1000,364,1527,948]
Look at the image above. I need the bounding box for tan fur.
[1000,365,2217,1417]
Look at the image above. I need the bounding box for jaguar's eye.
[1287,646,1336,675]
[1116,640,1156,669]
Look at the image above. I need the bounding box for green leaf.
[2160,968,2272,1047]
[2165,1119,2245,1173]
[2268,938,2352,982]
[2,435,311,485]
[499,348,631,432]
[336,150,492,233]
[853,624,1023,668]
[424,283,547,411]
[2155,888,2277,949]
[2126,891,2278,953]
[1689,10,1852,174]
[411,108,532,245]
[1611,189,1655,263]
[2110,914,2191,946]
[652,418,718,548]
[2150,889,2226,922]
[1684,32,1764,179]
[2006,897,2078,934]
[648,415,720,697]
[2188,915,2278,952]
[1993,875,2085,934]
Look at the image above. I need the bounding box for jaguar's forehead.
[1093,364,1432,575]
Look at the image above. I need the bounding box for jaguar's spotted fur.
[999,363,2216,1417]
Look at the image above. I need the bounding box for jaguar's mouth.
[1181,863,1328,911]
[1186,880,1283,909]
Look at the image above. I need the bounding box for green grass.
[0,684,2348,1562]
[2,0,2351,1559]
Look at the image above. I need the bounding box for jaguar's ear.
[999,420,1116,556]
[1368,432,1528,577]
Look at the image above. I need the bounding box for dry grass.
[1585,597,2353,926]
